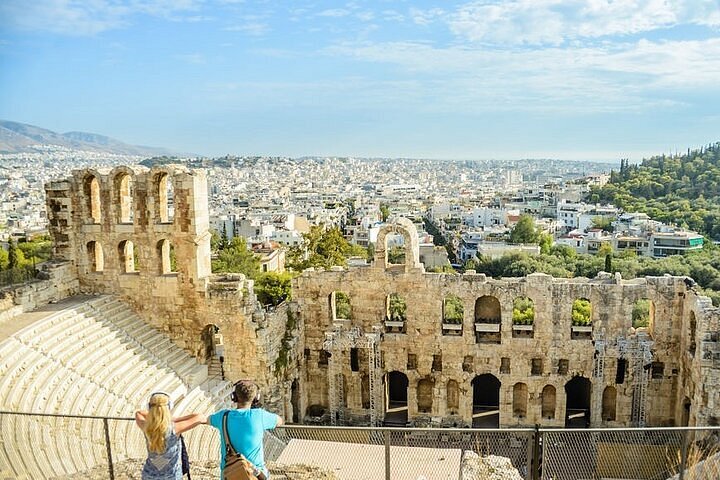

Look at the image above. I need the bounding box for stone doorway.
[565,376,591,427]
[384,371,408,425]
[472,373,500,427]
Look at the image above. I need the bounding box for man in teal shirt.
[207,380,283,479]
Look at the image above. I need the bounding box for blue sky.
[1,0,719,161]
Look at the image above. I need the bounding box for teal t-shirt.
[209,408,278,476]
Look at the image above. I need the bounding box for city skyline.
[1,0,719,161]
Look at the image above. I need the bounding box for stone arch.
[602,386,617,421]
[632,298,655,330]
[416,378,434,414]
[442,294,464,335]
[86,241,104,272]
[200,324,222,361]
[157,239,175,274]
[329,291,351,322]
[112,170,134,224]
[689,311,697,355]
[446,379,460,413]
[565,376,591,427]
[384,371,408,425]
[541,385,556,419]
[153,171,174,223]
[385,293,407,333]
[118,240,138,273]
[472,373,501,427]
[571,298,593,339]
[513,382,528,418]
[475,295,501,323]
[82,174,101,224]
[512,296,535,338]
[373,218,423,272]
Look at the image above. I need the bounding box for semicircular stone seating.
[0,295,231,479]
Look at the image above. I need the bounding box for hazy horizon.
[1,1,718,162]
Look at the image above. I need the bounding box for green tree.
[512,297,535,325]
[287,225,359,271]
[632,299,651,328]
[538,233,553,255]
[8,240,20,269]
[334,291,352,319]
[379,204,390,222]
[591,216,614,232]
[212,237,261,278]
[387,293,407,321]
[254,272,293,306]
[571,299,592,326]
[443,295,464,323]
[509,214,539,244]
[605,254,613,273]
[0,247,8,271]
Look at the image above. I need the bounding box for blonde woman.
[135,392,206,479]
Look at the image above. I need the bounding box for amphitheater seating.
[0,295,231,479]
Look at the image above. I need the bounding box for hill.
[591,143,720,239]
[0,120,182,157]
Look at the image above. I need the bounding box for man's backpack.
[221,412,267,480]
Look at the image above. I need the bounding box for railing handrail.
[2,409,720,433]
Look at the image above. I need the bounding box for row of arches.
[383,372,616,427]
[85,239,177,275]
[328,291,655,335]
[82,171,175,225]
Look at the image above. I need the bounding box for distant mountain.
[0,120,183,156]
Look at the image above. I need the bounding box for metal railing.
[1,410,719,480]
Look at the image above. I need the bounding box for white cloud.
[317,9,351,18]
[225,22,270,36]
[446,0,720,45]
[325,36,720,113]
[0,0,202,35]
[409,7,445,26]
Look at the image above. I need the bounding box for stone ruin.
[40,165,720,428]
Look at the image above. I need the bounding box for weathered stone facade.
[42,167,720,429]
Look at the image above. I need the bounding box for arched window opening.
[118,240,137,273]
[512,296,535,338]
[474,295,501,344]
[330,291,352,322]
[115,173,134,224]
[689,312,697,356]
[513,382,528,418]
[384,371,409,425]
[442,295,463,336]
[565,376,591,427]
[602,386,617,422]
[86,241,104,272]
[472,374,501,427]
[157,239,176,275]
[447,380,460,414]
[83,175,101,224]
[156,172,174,223]
[632,298,654,330]
[417,378,434,414]
[385,293,407,333]
[571,298,593,340]
[541,385,556,419]
[386,233,406,265]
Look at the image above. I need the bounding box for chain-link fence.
[1,411,719,480]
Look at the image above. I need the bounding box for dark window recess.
[407,353,417,370]
[462,355,474,373]
[350,348,359,372]
[500,357,511,374]
[432,354,442,372]
[651,362,665,379]
[615,358,627,384]
[304,348,311,359]
[318,350,331,367]
[558,359,569,375]
[531,358,543,376]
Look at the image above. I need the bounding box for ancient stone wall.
[44,167,293,415]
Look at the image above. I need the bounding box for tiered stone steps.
[0,295,232,480]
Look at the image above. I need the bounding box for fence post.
[103,417,115,480]
[679,428,689,480]
[384,430,391,480]
[532,425,541,480]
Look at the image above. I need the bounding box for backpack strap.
[221,411,238,457]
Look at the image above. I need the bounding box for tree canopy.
[509,214,539,244]
[286,225,366,271]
